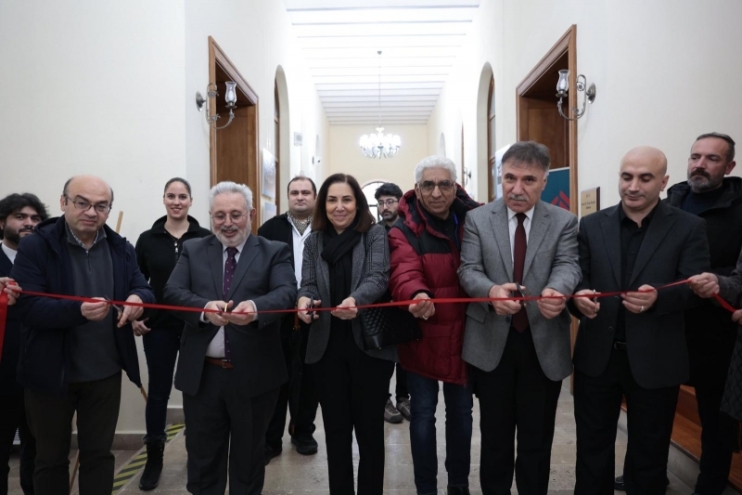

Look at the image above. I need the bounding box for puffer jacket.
[388,186,480,384]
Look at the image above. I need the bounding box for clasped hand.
[204,300,257,326]
[81,295,144,328]
[0,277,21,306]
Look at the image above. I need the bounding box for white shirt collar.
[220,234,249,254]
[1,242,17,264]
[506,205,535,222]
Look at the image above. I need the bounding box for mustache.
[19,227,35,233]
[690,169,710,178]
[508,194,527,201]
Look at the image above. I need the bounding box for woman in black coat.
[133,178,211,490]
[297,173,396,495]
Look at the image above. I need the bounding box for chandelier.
[359,51,401,158]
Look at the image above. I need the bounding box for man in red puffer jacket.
[388,155,481,495]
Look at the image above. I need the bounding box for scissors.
[306,300,316,319]
[511,285,528,308]
[104,296,124,316]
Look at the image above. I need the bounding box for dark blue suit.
[0,246,35,495]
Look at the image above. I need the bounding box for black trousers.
[473,327,562,495]
[574,348,679,495]
[183,364,278,495]
[266,324,318,448]
[25,371,121,495]
[693,381,734,494]
[311,327,394,495]
[0,390,35,495]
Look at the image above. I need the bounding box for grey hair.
[414,155,458,184]
[209,181,254,211]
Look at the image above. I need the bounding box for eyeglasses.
[211,212,246,223]
[377,199,398,209]
[418,181,455,193]
[64,195,112,214]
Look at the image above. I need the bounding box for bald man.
[569,147,710,494]
[11,175,154,494]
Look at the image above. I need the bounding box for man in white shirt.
[258,176,320,463]
[0,192,47,495]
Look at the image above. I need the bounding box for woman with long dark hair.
[133,178,211,491]
[297,173,396,495]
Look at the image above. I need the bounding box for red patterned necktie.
[512,213,528,332]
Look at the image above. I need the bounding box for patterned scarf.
[287,211,312,236]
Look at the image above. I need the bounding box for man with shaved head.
[11,175,154,494]
[570,147,710,493]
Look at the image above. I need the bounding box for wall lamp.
[555,69,596,121]
[195,82,237,129]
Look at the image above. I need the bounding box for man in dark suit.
[572,146,710,494]
[0,193,47,495]
[164,181,297,495]
[257,176,319,463]
[458,141,581,495]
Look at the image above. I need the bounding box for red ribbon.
[14,278,735,316]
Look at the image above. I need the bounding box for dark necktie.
[223,247,238,360]
[512,213,528,332]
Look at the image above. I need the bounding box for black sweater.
[135,215,211,329]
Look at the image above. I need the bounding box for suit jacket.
[164,234,297,397]
[258,214,296,268]
[571,201,710,389]
[458,199,581,381]
[298,224,397,364]
[0,247,22,395]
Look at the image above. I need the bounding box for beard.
[687,170,723,192]
[2,226,33,246]
[214,225,248,247]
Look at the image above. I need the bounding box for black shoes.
[139,437,166,491]
[264,444,282,466]
[447,486,470,495]
[291,434,319,455]
[614,474,670,491]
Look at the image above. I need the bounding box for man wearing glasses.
[388,158,480,495]
[374,182,411,424]
[11,175,154,493]
[164,181,297,494]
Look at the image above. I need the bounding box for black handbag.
[359,291,421,350]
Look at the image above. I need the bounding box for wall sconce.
[195,82,237,129]
[555,69,596,121]
[462,167,472,188]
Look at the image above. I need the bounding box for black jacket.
[258,214,297,269]
[10,217,154,397]
[0,247,22,395]
[571,202,710,389]
[666,177,742,385]
[258,214,299,336]
[135,216,211,329]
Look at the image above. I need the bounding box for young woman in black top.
[133,178,211,491]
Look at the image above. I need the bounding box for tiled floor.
[4,379,716,494]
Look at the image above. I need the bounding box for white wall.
[328,125,429,192]
[0,0,329,435]
[428,0,742,208]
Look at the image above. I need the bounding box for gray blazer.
[298,223,397,364]
[457,199,581,381]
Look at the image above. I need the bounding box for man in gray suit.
[458,141,581,495]
[164,181,297,495]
